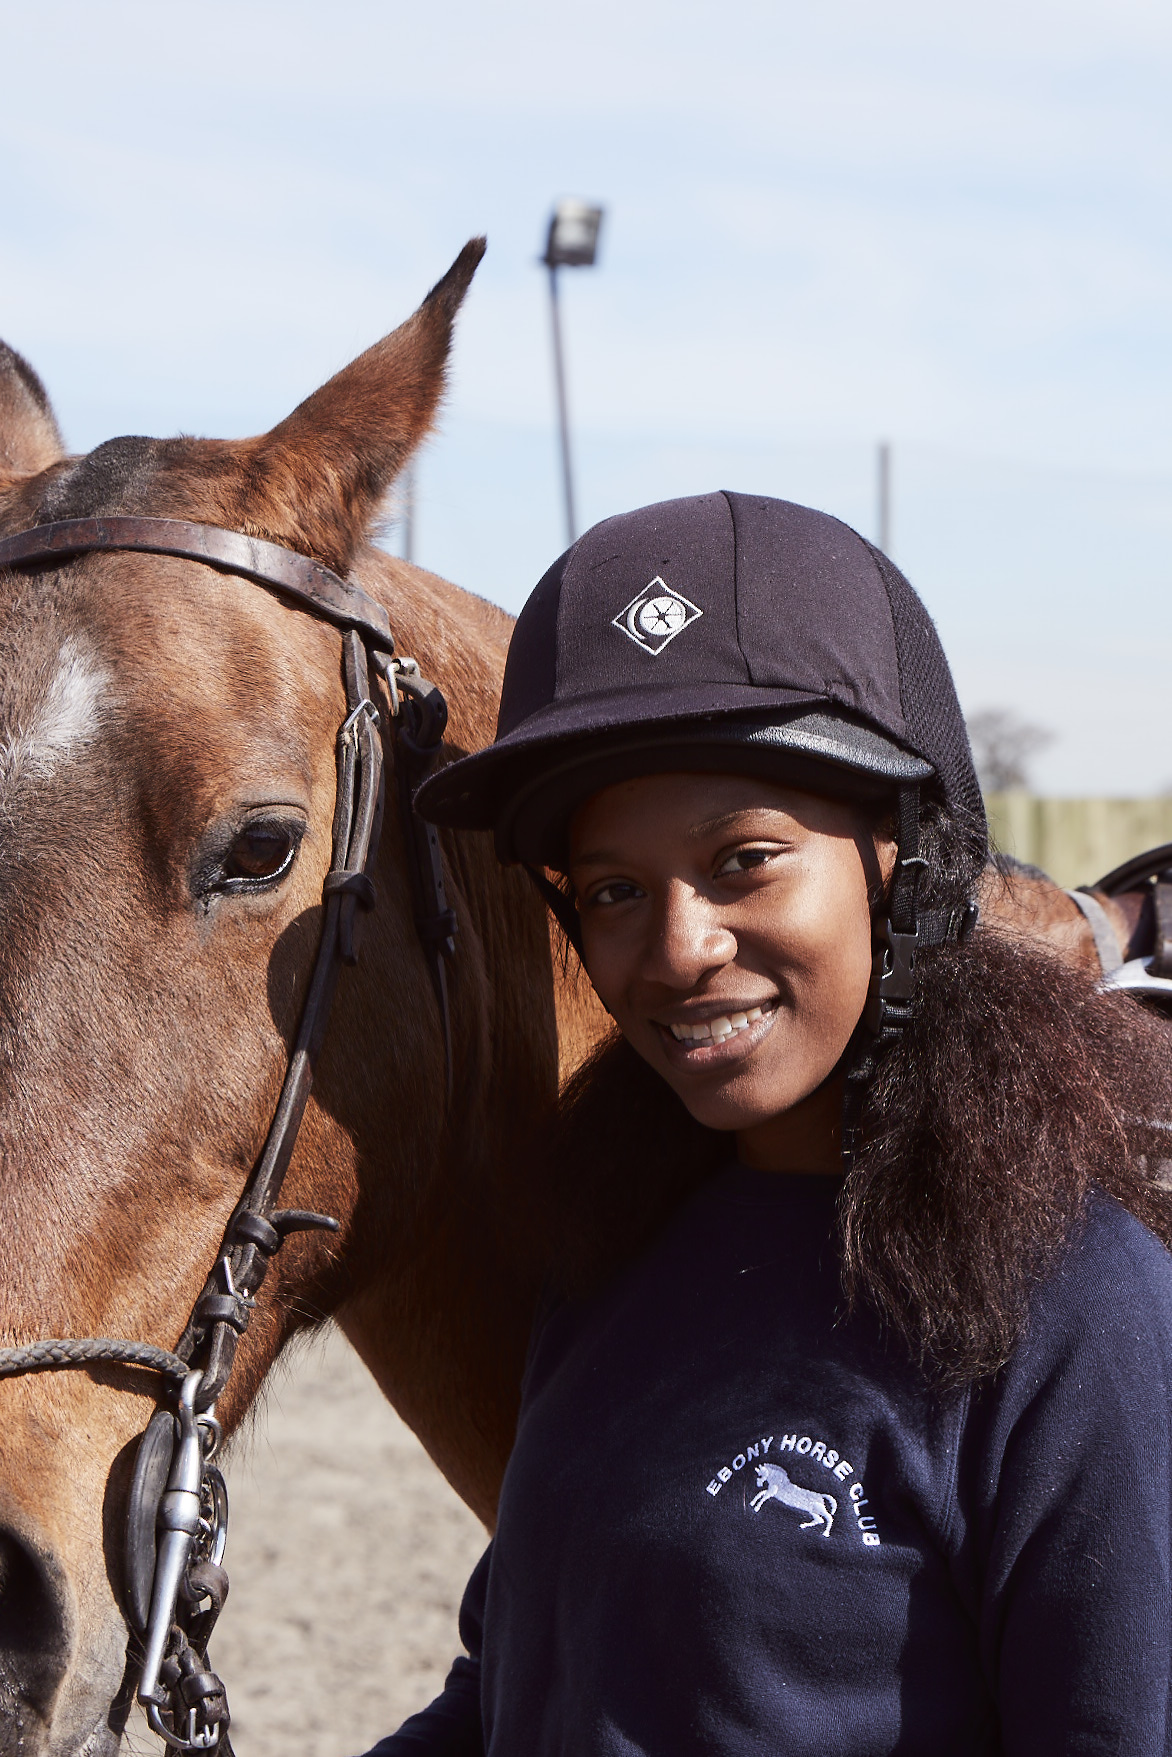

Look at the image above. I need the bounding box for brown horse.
[0,243,606,1757]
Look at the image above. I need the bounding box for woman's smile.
[658,997,779,1058]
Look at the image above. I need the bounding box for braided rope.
[0,1338,189,1381]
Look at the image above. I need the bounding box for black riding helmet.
[418,491,986,1049]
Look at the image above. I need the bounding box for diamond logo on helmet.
[613,578,704,656]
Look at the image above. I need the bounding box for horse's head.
[0,241,556,1757]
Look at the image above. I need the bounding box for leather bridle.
[0,517,458,1752]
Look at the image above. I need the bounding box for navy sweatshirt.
[370,1167,1172,1755]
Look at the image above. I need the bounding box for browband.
[0,516,395,652]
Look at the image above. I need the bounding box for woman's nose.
[643,882,737,987]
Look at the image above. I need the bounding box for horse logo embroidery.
[749,1462,837,1537]
[612,578,703,655]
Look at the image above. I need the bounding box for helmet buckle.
[865,920,920,1037]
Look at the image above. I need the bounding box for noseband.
[0,517,459,1752]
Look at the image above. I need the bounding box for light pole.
[542,198,604,548]
[877,440,892,554]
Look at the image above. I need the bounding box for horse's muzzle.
[0,1522,74,1752]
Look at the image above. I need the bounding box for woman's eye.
[588,880,644,907]
[223,826,298,885]
[716,846,779,878]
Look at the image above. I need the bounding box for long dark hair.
[532,798,1172,1386]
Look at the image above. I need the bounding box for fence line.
[984,794,1172,889]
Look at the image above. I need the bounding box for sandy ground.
[126,1326,488,1757]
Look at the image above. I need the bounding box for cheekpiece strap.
[179,627,386,1406]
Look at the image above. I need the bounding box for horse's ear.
[248,238,486,573]
[0,343,65,480]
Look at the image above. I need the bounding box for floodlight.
[543,199,604,269]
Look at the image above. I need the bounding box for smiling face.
[568,771,897,1171]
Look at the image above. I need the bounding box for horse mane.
[531,927,1172,1387]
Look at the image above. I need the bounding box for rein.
[0,516,459,1752]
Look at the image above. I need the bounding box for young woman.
[378,493,1172,1755]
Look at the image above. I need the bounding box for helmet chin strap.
[863,783,928,1039]
[842,783,978,1172]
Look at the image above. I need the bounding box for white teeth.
[669,1004,770,1044]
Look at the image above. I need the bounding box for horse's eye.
[224,826,297,884]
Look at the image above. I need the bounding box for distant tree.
[968,707,1055,793]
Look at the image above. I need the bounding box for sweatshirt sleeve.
[960,1200,1172,1756]
[356,1545,490,1757]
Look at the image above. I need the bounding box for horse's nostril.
[0,1526,70,1712]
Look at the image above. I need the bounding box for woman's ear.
[872,829,899,912]
[853,813,899,917]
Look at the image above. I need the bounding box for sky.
[2,0,1170,793]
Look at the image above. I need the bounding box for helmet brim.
[417,706,934,868]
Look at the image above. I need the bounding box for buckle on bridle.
[338,697,379,742]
